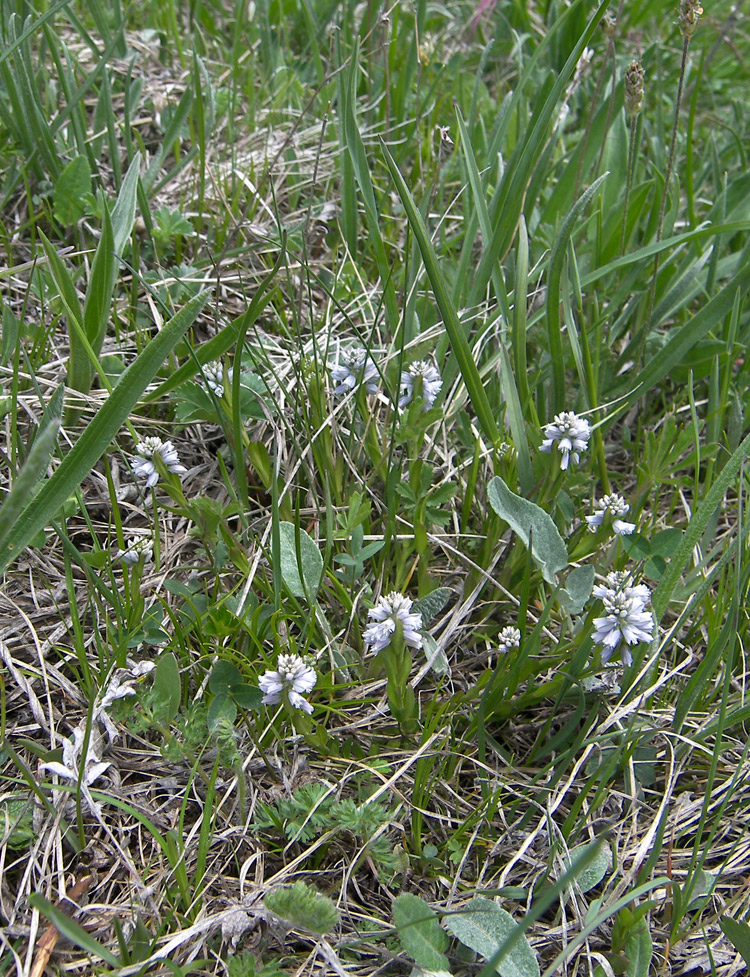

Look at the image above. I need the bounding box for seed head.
[680,0,703,38]
[624,61,645,117]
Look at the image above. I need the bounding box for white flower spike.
[363,592,423,653]
[540,412,591,470]
[399,360,443,410]
[331,346,379,396]
[592,574,655,666]
[259,653,317,715]
[133,437,187,488]
[586,494,636,536]
[497,626,521,655]
[117,535,154,566]
[202,360,228,398]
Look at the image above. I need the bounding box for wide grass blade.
[0,418,60,549]
[0,291,211,574]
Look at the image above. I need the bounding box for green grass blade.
[619,260,750,414]
[342,42,399,332]
[381,141,500,449]
[28,893,122,967]
[39,232,91,397]
[653,427,750,622]
[473,0,612,291]
[546,173,608,413]
[146,243,284,400]
[0,291,210,574]
[0,418,60,548]
[81,154,141,368]
[82,200,114,356]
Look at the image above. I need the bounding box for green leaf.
[153,652,181,725]
[231,684,262,711]
[625,914,653,977]
[720,917,750,969]
[28,893,121,967]
[546,174,608,413]
[209,660,244,694]
[380,141,500,449]
[487,476,568,584]
[208,692,237,730]
[558,565,595,615]
[0,419,60,549]
[266,881,339,935]
[560,841,612,894]
[654,426,750,620]
[422,633,450,676]
[393,893,450,971]
[278,522,323,598]
[445,897,539,977]
[0,290,210,575]
[111,153,141,257]
[413,588,453,624]
[53,155,91,226]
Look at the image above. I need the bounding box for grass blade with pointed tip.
[547,173,608,413]
[653,427,750,621]
[381,141,500,449]
[28,892,122,967]
[0,291,210,574]
[0,419,60,548]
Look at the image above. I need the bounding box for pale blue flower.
[586,494,636,536]
[363,592,423,652]
[399,361,442,410]
[540,412,591,470]
[259,654,317,714]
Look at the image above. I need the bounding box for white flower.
[133,437,187,488]
[497,626,521,654]
[41,726,110,787]
[540,412,591,470]
[202,360,228,398]
[259,653,317,715]
[594,571,651,607]
[117,535,154,566]
[399,360,443,410]
[363,592,423,652]
[330,347,379,395]
[592,574,655,666]
[586,494,636,536]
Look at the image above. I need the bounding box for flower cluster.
[399,360,442,410]
[586,494,636,536]
[330,346,379,396]
[202,360,228,398]
[496,626,521,655]
[363,592,423,653]
[259,654,317,714]
[592,572,655,666]
[133,437,187,488]
[117,535,154,566]
[540,412,591,470]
